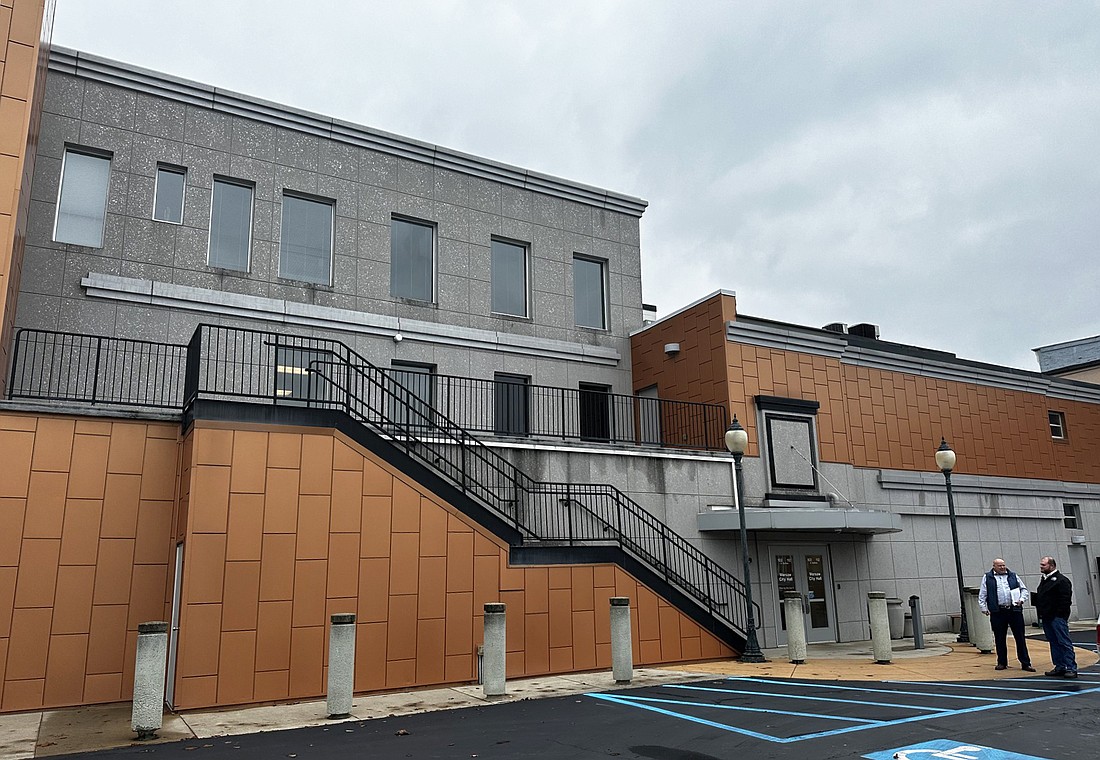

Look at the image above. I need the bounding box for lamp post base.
[738,627,767,663]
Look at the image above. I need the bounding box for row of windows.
[52,147,611,330]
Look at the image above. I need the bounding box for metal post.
[943,469,970,643]
[733,453,765,662]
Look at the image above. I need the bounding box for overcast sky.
[52,1,1099,370]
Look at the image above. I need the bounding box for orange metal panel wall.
[0,0,53,395]
[631,298,1100,483]
[0,412,179,712]
[173,423,733,710]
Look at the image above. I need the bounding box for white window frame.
[207,176,254,272]
[278,191,335,286]
[1049,410,1067,440]
[152,164,187,224]
[53,147,112,248]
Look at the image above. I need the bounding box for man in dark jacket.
[1033,556,1077,678]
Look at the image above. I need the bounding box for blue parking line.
[594,693,884,723]
[726,677,1004,702]
[586,683,1100,744]
[884,680,1064,693]
[668,683,949,712]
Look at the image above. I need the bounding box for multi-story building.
[2,3,1098,717]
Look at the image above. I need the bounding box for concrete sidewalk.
[2,628,1096,760]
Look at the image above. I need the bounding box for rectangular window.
[1064,504,1080,530]
[494,373,530,436]
[491,239,528,317]
[388,362,435,430]
[756,395,823,493]
[390,217,435,301]
[153,165,186,224]
[208,178,253,271]
[54,148,111,247]
[1049,410,1066,439]
[280,192,334,285]
[275,346,337,404]
[573,255,607,329]
[579,382,612,442]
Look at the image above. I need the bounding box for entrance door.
[1068,544,1096,620]
[771,545,836,644]
[165,542,184,709]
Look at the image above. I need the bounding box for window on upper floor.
[493,373,530,436]
[1064,504,1080,530]
[208,177,253,271]
[54,148,112,248]
[756,396,822,494]
[388,362,435,430]
[153,164,186,224]
[573,254,607,329]
[491,238,528,317]
[390,217,435,302]
[280,192,334,285]
[1049,410,1066,440]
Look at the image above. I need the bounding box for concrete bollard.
[783,592,806,664]
[326,613,357,718]
[867,592,892,664]
[965,587,993,654]
[610,597,633,683]
[131,621,168,740]
[483,603,507,697]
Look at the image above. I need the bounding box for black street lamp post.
[725,416,766,662]
[936,437,970,644]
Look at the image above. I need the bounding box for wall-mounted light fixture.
[663,343,680,357]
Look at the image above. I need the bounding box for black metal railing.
[183,324,758,639]
[8,329,186,408]
[379,371,727,451]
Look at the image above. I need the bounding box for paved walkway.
[1,628,1095,759]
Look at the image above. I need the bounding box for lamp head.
[725,416,749,456]
[935,437,956,473]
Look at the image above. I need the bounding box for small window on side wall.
[54,148,112,248]
[153,165,186,224]
[1063,504,1080,530]
[1049,410,1066,440]
[491,239,528,317]
[280,192,334,285]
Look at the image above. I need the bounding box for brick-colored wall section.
[173,423,733,710]
[0,0,52,395]
[630,292,735,405]
[633,297,1100,482]
[0,412,179,712]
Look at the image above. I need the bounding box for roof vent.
[848,323,880,340]
[822,323,848,334]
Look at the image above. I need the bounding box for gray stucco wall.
[17,55,644,395]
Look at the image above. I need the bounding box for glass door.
[771,545,836,644]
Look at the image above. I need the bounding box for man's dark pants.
[990,606,1031,666]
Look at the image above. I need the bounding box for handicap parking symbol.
[863,739,1050,760]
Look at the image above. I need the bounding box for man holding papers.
[978,558,1034,672]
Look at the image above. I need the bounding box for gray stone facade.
[18,48,646,394]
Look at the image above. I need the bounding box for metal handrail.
[7,328,187,408]
[183,324,760,638]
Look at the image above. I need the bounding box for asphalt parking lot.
[50,667,1100,760]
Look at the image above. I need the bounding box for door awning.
[698,506,902,535]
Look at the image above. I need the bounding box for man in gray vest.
[978,558,1034,672]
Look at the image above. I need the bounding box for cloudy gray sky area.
[52,1,1099,370]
